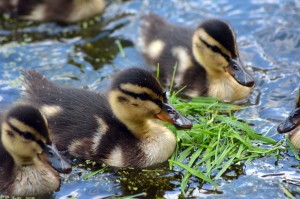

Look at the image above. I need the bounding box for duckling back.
[22,70,111,150]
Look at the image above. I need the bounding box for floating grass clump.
[168,95,283,195]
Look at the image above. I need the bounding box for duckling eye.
[6,130,14,137]
[200,38,219,52]
[231,64,238,70]
[210,45,219,52]
[139,93,149,100]
[154,99,163,107]
[200,38,230,59]
[293,111,300,119]
[21,132,35,140]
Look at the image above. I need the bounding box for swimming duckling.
[0,104,71,196]
[139,13,255,102]
[0,0,105,23]
[21,68,192,168]
[278,89,300,148]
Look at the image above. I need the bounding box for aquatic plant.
[168,94,284,195]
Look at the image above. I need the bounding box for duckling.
[139,13,255,102]
[21,68,192,168]
[0,104,71,196]
[0,0,105,23]
[278,89,300,148]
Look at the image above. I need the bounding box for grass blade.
[169,159,217,185]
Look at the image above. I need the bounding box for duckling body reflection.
[0,104,71,196]
[0,0,105,23]
[22,68,192,168]
[140,13,255,102]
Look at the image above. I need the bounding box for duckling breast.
[207,73,252,102]
[124,121,176,168]
[141,122,176,166]
[11,163,60,196]
[288,126,300,149]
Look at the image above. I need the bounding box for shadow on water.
[0,0,300,198]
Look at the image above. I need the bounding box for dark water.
[0,0,300,198]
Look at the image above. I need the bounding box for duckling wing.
[21,70,111,149]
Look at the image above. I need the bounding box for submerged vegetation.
[168,95,284,195]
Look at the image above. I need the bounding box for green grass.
[278,183,296,199]
[117,192,147,199]
[115,39,126,58]
[169,62,178,92]
[82,165,108,180]
[167,94,284,196]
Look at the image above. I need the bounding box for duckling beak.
[226,57,255,87]
[155,103,193,129]
[277,107,300,134]
[44,143,72,174]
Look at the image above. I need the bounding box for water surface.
[0,0,300,198]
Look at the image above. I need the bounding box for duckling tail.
[21,70,55,99]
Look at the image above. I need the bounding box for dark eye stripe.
[119,88,163,107]
[7,121,45,149]
[199,38,231,61]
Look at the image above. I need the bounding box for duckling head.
[108,68,192,136]
[1,104,71,173]
[192,19,254,87]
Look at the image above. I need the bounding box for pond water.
[0,0,300,198]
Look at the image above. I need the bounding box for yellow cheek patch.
[135,98,161,114]
[192,30,230,74]
[1,122,44,166]
[109,89,161,117]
